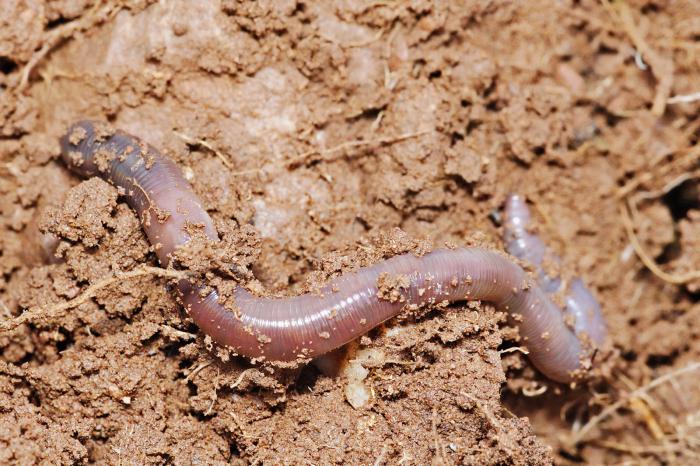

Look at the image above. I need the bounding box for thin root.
[601,0,674,116]
[230,368,255,389]
[431,407,449,465]
[174,131,234,169]
[668,92,700,105]
[616,145,700,199]
[631,169,700,204]
[620,200,700,285]
[229,129,433,176]
[499,346,529,355]
[17,1,122,92]
[317,28,384,48]
[570,362,700,445]
[185,361,213,382]
[286,129,433,168]
[0,266,187,333]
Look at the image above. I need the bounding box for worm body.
[504,195,607,345]
[60,121,606,383]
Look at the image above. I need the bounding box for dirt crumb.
[40,178,118,248]
[67,125,87,145]
[376,272,411,303]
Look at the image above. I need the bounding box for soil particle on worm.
[2,0,700,464]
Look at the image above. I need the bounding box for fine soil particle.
[2,1,700,464]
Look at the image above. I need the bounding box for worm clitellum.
[60,121,606,383]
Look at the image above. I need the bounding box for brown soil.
[2,1,700,464]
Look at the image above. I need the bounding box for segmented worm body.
[503,196,607,345]
[60,121,606,383]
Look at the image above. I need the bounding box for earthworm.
[59,121,605,383]
[503,195,607,345]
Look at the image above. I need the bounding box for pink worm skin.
[503,195,607,345]
[60,121,605,383]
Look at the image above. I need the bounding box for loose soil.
[2,1,700,464]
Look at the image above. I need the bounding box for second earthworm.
[59,120,606,383]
